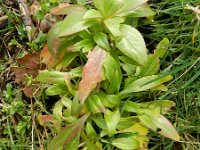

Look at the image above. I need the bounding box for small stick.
[17,0,33,41]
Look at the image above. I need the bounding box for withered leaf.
[50,3,71,15]
[40,44,64,68]
[11,53,43,98]
[78,46,108,104]
[11,53,41,84]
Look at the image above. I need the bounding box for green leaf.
[81,132,102,150]
[103,54,122,94]
[117,117,139,130]
[119,5,155,17]
[139,54,160,76]
[36,70,68,84]
[92,0,123,17]
[56,52,78,70]
[104,17,124,37]
[111,138,139,150]
[86,94,106,113]
[46,84,68,96]
[138,109,180,141]
[47,114,89,150]
[123,101,143,113]
[92,116,107,130]
[120,75,173,95]
[154,38,170,58]
[138,100,176,114]
[53,101,64,121]
[86,122,97,139]
[93,32,111,51]
[98,91,121,108]
[115,0,148,16]
[64,134,80,150]
[105,109,120,137]
[58,12,94,37]
[116,25,148,66]
[71,39,95,53]
[83,9,103,19]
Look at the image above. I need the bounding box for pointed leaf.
[115,0,148,15]
[118,4,155,17]
[78,46,108,103]
[58,12,94,37]
[46,84,68,96]
[120,75,173,95]
[154,38,169,58]
[86,122,97,139]
[93,32,111,51]
[86,94,106,113]
[92,0,128,18]
[116,25,148,66]
[104,17,124,37]
[138,109,180,141]
[138,100,176,114]
[64,134,80,150]
[103,54,122,94]
[36,70,69,84]
[139,54,160,76]
[105,109,120,137]
[48,114,89,150]
[111,138,139,150]
[83,9,103,19]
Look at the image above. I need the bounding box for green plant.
[35,0,180,149]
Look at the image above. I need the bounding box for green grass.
[0,0,200,149]
[143,0,200,149]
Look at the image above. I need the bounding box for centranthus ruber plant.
[35,0,180,149]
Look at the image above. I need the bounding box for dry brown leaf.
[11,53,43,98]
[11,53,41,84]
[78,47,108,104]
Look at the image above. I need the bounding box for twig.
[17,0,33,41]
[30,97,35,150]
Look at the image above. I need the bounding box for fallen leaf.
[11,53,41,84]
[11,53,44,98]
[78,46,108,104]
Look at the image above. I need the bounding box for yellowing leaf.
[138,100,176,114]
[120,123,148,136]
[111,138,139,150]
[78,46,108,103]
[138,109,180,141]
